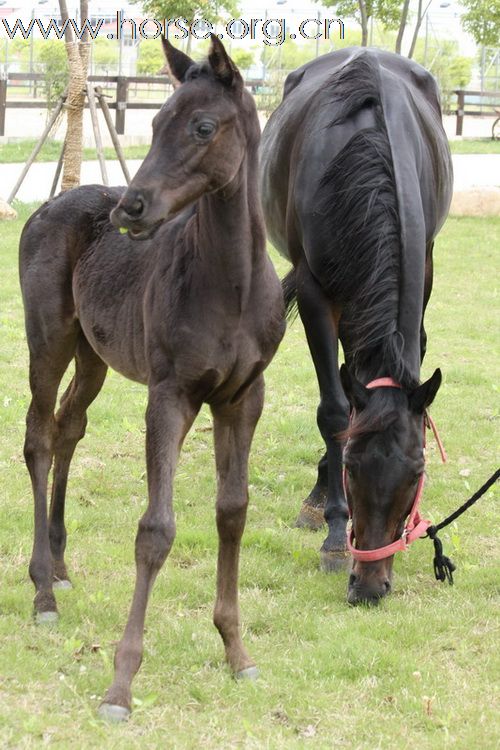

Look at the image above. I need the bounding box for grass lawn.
[0,137,499,164]
[0,140,149,164]
[0,206,499,749]
[448,139,500,154]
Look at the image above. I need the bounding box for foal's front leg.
[211,376,264,679]
[99,383,198,721]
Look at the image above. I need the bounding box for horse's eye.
[195,121,216,140]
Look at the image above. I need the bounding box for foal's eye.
[194,121,216,140]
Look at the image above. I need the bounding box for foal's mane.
[284,53,418,392]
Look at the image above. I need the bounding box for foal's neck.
[195,131,265,291]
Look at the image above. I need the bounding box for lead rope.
[426,468,500,584]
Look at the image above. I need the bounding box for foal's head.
[111,35,258,239]
[340,365,442,605]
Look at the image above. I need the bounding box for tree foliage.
[460,0,500,47]
[137,40,165,74]
[136,0,239,25]
[230,48,254,72]
[37,41,69,110]
[322,0,407,45]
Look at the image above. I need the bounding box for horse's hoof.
[320,548,350,573]
[98,702,131,723]
[53,579,72,590]
[294,502,325,531]
[235,665,259,681]
[35,610,59,625]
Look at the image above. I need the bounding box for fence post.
[455,89,465,136]
[0,74,7,137]
[115,76,128,135]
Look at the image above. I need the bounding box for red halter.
[345,377,446,563]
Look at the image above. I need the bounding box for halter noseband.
[345,377,446,563]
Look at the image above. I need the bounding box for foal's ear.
[208,33,243,91]
[409,368,442,413]
[340,364,371,412]
[161,36,195,87]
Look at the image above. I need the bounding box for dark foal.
[19,36,284,720]
[261,49,453,602]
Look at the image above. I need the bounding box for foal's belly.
[73,244,150,384]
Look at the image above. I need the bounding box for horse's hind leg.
[295,263,349,572]
[420,242,434,363]
[295,451,328,530]
[24,331,78,622]
[49,336,107,587]
[211,376,264,679]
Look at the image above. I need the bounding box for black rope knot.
[427,526,456,585]
[424,469,499,586]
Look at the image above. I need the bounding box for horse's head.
[111,34,257,240]
[340,365,442,605]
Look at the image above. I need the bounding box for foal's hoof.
[235,665,259,681]
[320,548,350,573]
[35,610,59,625]
[294,502,325,531]
[98,703,131,723]
[53,579,72,590]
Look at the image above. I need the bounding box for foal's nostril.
[127,196,144,219]
[348,573,357,587]
[383,579,391,593]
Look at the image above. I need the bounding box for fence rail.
[454,88,500,136]
[0,72,266,137]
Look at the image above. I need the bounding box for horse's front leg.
[296,263,350,572]
[99,382,198,722]
[211,376,264,679]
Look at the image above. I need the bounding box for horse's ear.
[409,368,442,413]
[208,33,243,91]
[161,36,195,88]
[340,364,371,412]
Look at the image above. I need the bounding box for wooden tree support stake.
[95,86,130,185]
[7,94,67,204]
[87,81,108,186]
[50,137,66,199]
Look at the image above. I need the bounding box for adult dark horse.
[261,48,452,603]
[19,36,284,720]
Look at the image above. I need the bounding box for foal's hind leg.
[49,337,107,587]
[211,377,265,679]
[24,332,78,621]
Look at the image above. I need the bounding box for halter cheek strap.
[345,377,446,563]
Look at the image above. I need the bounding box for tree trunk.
[395,0,411,54]
[59,0,90,192]
[408,0,432,60]
[359,1,369,47]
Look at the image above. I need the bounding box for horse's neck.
[194,150,265,289]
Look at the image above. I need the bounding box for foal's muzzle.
[110,191,162,241]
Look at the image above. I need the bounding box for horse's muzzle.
[347,570,391,606]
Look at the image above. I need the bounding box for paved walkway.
[1,155,499,204]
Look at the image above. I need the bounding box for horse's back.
[260,47,453,261]
[20,185,124,282]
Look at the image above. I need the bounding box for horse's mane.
[283,53,417,391]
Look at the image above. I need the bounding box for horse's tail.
[316,53,415,387]
[282,268,298,321]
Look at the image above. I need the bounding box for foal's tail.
[282,268,298,321]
